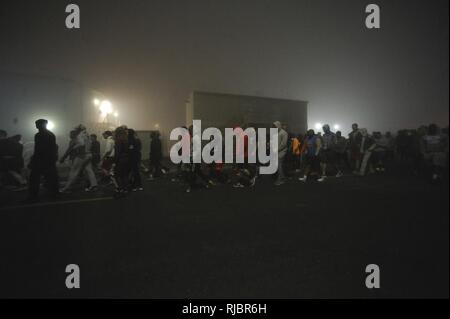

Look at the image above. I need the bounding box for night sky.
[1,0,448,134]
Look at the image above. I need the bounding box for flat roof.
[192,91,308,104]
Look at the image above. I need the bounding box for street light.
[46,120,55,131]
[100,100,113,115]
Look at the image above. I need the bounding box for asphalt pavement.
[0,169,448,298]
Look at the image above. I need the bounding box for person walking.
[128,129,143,191]
[25,119,59,203]
[299,129,322,182]
[274,121,288,186]
[148,131,162,180]
[60,125,98,193]
[318,124,337,182]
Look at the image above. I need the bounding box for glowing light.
[46,121,55,130]
[114,112,119,118]
[315,123,323,130]
[334,124,340,130]
[100,100,113,114]
[93,98,100,106]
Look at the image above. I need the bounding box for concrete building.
[186,91,308,134]
[0,72,117,159]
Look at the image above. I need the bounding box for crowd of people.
[0,119,448,203]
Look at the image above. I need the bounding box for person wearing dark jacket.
[128,129,143,191]
[8,135,27,187]
[26,119,59,202]
[90,134,101,168]
[148,132,162,180]
[113,126,130,198]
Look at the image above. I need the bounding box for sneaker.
[186,188,191,193]
[208,180,216,186]
[299,176,307,182]
[274,180,285,186]
[317,176,327,182]
[233,183,244,188]
[250,177,256,187]
[336,171,343,178]
[85,186,98,192]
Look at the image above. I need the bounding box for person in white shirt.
[101,131,116,183]
[60,125,98,192]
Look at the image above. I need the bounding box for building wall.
[186,91,308,134]
[0,72,111,157]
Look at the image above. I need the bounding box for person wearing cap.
[26,119,59,202]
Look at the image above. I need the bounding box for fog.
[1,0,448,135]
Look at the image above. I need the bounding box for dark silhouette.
[113,126,130,198]
[148,131,162,179]
[90,134,101,167]
[128,129,143,191]
[26,119,59,202]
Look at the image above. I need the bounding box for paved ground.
[0,168,448,299]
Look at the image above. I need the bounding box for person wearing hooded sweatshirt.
[113,126,131,197]
[273,121,288,186]
[60,125,98,193]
